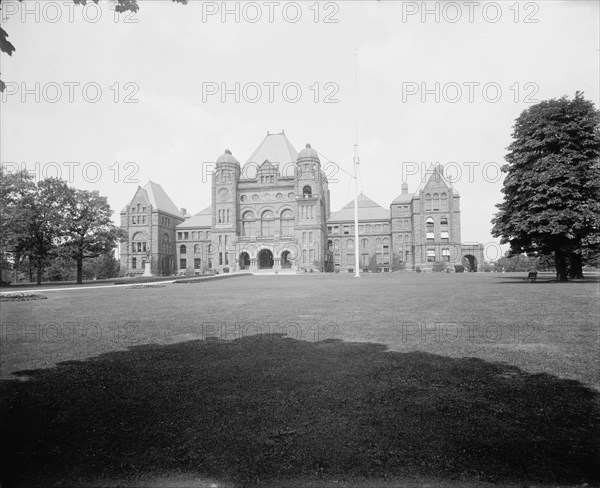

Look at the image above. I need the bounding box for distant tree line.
[0,169,126,285]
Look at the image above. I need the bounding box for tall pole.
[353,47,361,278]
[354,145,360,278]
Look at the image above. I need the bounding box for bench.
[523,272,538,283]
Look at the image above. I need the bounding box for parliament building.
[119,132,483,275]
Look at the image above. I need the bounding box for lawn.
[1,272,599,487]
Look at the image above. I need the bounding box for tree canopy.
[0,0,188,91]
[0,169,125,284]
[491,92,600,281]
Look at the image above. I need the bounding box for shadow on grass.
[1,335,599,487]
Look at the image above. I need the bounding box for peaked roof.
[245,132,298,167]
[177,206,212,228]
[329,193,389,222]
[391,192,415,205]
[418,164,459,196]
[142,181,183,218]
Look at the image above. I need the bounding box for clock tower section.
[212,149,240,270]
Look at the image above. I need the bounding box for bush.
[454,265,465,273]
[415,266,421,273]
[432,261,447,273]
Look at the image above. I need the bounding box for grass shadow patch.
[1,335,599,487]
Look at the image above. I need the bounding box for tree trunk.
[554,250,568,281]
[568,252,584,279]
[36,259,43,285]
[76,258,83,285]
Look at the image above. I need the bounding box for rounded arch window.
[433,193,440,210]
[426,216,434,228]
[440,217,448,226]
[280,209,294,236]
[242,211,254,237]
[303,185,312,197]
[425,193,432,211]
[261,210,275,236]
[441,193,448,209]
[179,244,187,254]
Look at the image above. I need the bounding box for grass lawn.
[1,272,599,487]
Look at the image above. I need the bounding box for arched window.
[361,238,368,249]
[261,210,275,237]
[327,239,333,250]
[194,244,201,254]
[442,247,451,262]
[426,216,434,228]
[440,217,448,226]
[433,193,440,211]
[280,209,294,236]
[242,211,254,237]
[179,245,187,254]
[347,238,354,251]
[309,232,313,243]
[303,185,312,198]
[425,193,432,211]
[441,193,448,209]
[132,232,147,253]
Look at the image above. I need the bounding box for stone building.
[119,132,483,275]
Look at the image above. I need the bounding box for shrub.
[432,261,448,273]
[454,265,465,273]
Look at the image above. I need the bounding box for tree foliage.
[491,92,600,281]
[0,0,188,91]
[0,170,124,284]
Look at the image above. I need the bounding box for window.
[194,244,201,254]
[425,193,432,211]
[303,185,312,198]
[426,216,434,228]
[441,231,449,242]
[177,232,182,240]
[309,232,313,243]
[132,257,137,269]
[375,224,382,233]
[442,248,450,262]
[184,232,189,240]
[180,245,187,254]
[333,226,339,234]
[180,258,187,269]
[359,225,364,233]
[440,217,448,226]
[427,232,435,241]
[441,193,448,209]
[427,249,436,262]
[194,258,201,269]
[361,238,368,250]
[327,226,332,233]
[302,232,306,245]
[433,193,440,211]
[383,224,389,233]
[281,209,294,236]
[347,239,354,251]
[242,211,254,237]
[162,234,170,254]
[343,225,349,235]
[261,210,275,236]
[365,225,372,233]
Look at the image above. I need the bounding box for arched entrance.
[258,249,274,269]
[239,252,250,270]
[462,255,477,272]
[281,251,292,269]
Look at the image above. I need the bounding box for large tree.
[0,0,187,91]
[492,92,600,281]
[59,189,126,284]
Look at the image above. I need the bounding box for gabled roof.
[329,193,389,222]
[177,206,212,228]
[245,132,298,167]
[418,164,459,196]
[142,181,183,218]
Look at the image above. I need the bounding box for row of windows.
[425,193,448,211]
[329,223,391,235]
[180,258,204,269]
[259,175,275,183]
[242,210,294,237]
[328,237,390,252]
[397,205,411,216]
[426,216,449,227]
[131,215,147,225]
[300,205,314,220]
[177,231,211,241]
[131,241,147,253]
[160,216,172,227]
[218,209,230,224]
[130,204,147,214]
[427,248,452,262]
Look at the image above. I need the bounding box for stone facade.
[119,132,484,276]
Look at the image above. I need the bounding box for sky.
[1,0,599,261]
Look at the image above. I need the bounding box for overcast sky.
[1,0,598,260]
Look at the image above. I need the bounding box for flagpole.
[353,47,360,278]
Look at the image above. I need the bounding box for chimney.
[401,182,408,194]
[181,208,188,217]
